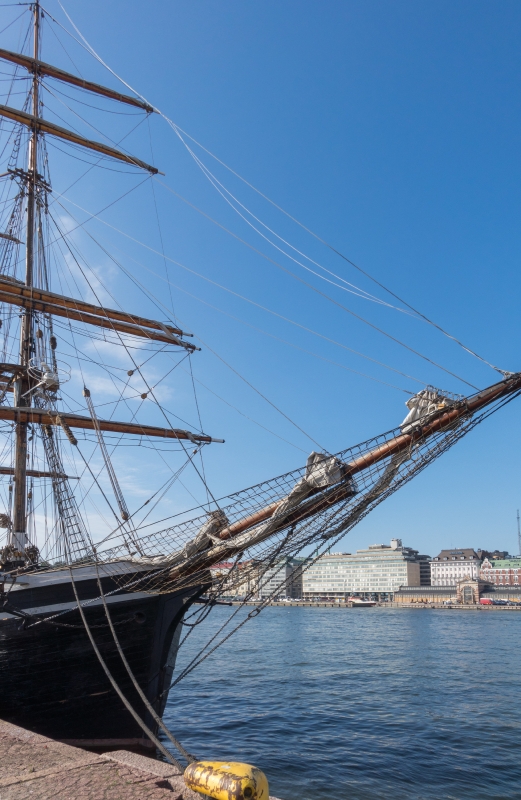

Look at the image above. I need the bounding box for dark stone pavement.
[0,720,281,799]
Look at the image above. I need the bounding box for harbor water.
[163,606,521,799]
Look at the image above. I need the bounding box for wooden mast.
[0,10,222,566]
[11,0,40,562]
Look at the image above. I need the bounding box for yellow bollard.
[184,760,269,800]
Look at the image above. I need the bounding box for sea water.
[162,606,521,799]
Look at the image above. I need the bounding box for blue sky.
[1,0,521,557]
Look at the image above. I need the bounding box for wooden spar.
[0,277,189,338]
[0,48,155,113]
[0,406,224,444]
[0,363,24,373]
[0,104,159,174]
[0,290,197,349]
[219,501,280,540]
[0,232,22,244]
[0,278,185,333]
[343,375,521,474]
[218,373,521,541]
[0,467,78,479]
[0,289,181,345]
[166,481,358,586]
[218,482,353,542]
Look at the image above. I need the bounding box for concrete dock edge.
[0,719,282,799]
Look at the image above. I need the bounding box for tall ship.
[0,1,518,761]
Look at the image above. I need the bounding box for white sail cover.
[277,451,346,509]
[400,388,450,433]
[182,509,229,558]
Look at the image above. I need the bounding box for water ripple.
[163,607,521,799]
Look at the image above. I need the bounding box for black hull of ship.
[0,567,206,749]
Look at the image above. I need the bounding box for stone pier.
[0,719,281,799]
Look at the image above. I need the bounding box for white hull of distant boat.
[349,599,377,607]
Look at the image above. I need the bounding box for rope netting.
[44,385,517,601]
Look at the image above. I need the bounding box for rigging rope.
[164,127,508,378]
[45,1,502,379]
[40,3,491,393]
[159,177,480,389]
[83,386,132,523]
[160,150,414,313]
[91,553,197,764]
[53,194,432,387]
[66,558,186,771]
[47,196,329,451]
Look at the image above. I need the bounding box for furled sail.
[400,387,460,433]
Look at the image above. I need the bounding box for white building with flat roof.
[302,539,429,600]
[258,557,304,599]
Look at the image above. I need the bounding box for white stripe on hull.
[0,590,155,620]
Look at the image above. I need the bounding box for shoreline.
[230,600,521,611]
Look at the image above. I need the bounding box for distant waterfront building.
[211,560,259,598]
[258,557,304,600]
[418,555,432,586]
[395,577,521,605]
[478,549,511,561]
[302,539,430,600]
[395,577,486,605]
[480,557,521,586]
[430,549,480,586]
[394,585,458,605]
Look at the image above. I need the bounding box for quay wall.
[232,601,521,611]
